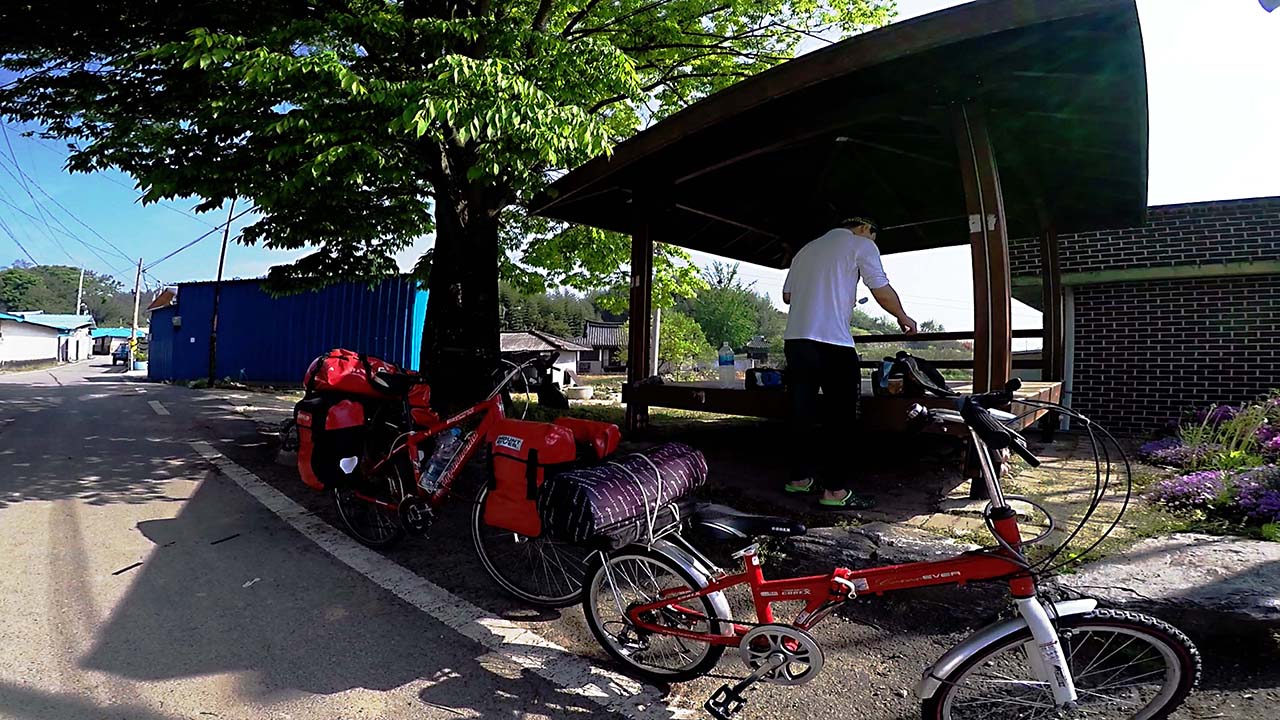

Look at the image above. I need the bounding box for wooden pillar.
[625,201,655,432]
[951,103,1012,393]
[1039,226,1065,382]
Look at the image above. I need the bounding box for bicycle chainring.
[399,498,433,535]
[738,624,824,686]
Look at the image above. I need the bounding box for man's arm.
[869,285,918,335]
[857,241,917,334]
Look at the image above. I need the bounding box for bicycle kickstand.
[704,653,786,720]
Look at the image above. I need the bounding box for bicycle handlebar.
[908,378,1041,468]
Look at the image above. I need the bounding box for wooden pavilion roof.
[531,0,1148,268]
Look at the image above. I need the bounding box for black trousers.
[785,339,860,491]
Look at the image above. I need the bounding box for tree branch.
[530,0,554,32]
[560,0,604,37]
[567,0,681,38]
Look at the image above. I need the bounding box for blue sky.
[1,0,1277,333]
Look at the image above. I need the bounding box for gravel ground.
[201,389,1280,720]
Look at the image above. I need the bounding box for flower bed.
[1142,392,1280,539]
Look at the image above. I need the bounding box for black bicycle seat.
[691,503,806,540]
[372,370,418,395]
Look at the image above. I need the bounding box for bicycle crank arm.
[705,653,785,720]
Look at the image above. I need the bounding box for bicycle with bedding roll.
[579,376,1201,720]
[294,349,601,607]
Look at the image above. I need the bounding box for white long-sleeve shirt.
[782,228,890,347]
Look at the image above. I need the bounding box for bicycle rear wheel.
[582,545,726,683]
[471,483,594,607]
[333,458,408,549]
[923,608,1200,720]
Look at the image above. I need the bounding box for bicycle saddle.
[692,503,806,540]
[372,370,419,395]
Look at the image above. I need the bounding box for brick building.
[1011,196,1280,435]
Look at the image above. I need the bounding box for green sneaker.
[819,490,876,510]
[784,478,816,494]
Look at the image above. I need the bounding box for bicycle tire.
[922,608,1200,720]
[582,545,726,683]
[471,483,593,607]
[333,455,408,550]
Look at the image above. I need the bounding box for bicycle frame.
[618,424,1081,707]
[356,360,541,510]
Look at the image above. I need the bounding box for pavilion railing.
[853,328,1045,370]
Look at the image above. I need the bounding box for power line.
[0,193,130,276]
[0,152,134,264]
[144,206,254,272]
[0,214,39,265]
[7,125,219,228]
[0,129,85,266]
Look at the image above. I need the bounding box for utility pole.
[208,198,236,385]
[130,258,143,367]
[75,267,84,316]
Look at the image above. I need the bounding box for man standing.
[782,216,917,508]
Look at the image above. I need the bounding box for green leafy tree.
[619,310,712,374]
[690,262,756,349]
[0,0,893,405]
[0,263,132,324]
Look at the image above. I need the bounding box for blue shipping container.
[148,277,428,384]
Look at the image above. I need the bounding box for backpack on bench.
[871,351,956,398]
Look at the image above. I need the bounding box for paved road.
[0,361,633,720]
[1,361,1275,720]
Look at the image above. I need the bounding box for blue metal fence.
[147,277,428,384]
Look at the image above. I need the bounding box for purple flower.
[1239,464,1280,489]
[1138,437,1182,460]
[1142,439,1218,468]
[1235,480,1280,523]
[1191,404,1240,427]
[1147,470,1229,511]
[1257,425,1280,445]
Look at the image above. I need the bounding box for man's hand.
[897,315,918,335]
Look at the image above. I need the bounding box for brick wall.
[1071,276,1280,436]
[1010,196,1280,277]
[1012,196,1280,435]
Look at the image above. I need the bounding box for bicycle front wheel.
[471,483,594,607]
[923,608,1200,720]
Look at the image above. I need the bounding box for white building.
[499,331,589,387]
[0,312,96,366]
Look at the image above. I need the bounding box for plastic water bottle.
[419,428,462,493]
[718,342,736,388]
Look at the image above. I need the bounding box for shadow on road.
[77,471,660,716]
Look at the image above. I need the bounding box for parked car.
[111,344,130,365]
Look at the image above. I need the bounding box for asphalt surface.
[1,360,1275,720]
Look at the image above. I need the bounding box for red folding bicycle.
[581,380,1201,720]
[329,354,595,607]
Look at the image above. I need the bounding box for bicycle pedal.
[399,499,433,535]
[704,684,747,720]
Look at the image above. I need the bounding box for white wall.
[0,320,59,363]
[552,352,579,386]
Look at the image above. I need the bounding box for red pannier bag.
[295,395,367,490]
[408,384,439,428]
[304,348,413,398]
[553,417,621,460]
[484,418,576,536]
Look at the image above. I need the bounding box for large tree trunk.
[421,179,502,413]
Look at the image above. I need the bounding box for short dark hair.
[840,216,879,234]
